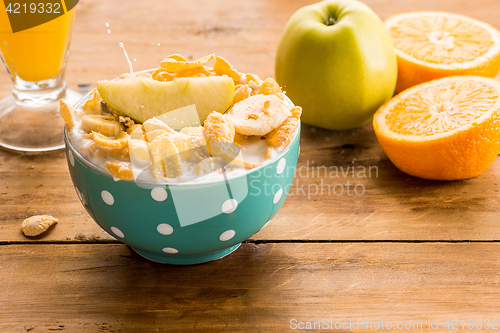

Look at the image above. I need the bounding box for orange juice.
[0,4,76,82]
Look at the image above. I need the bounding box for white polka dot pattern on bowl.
[111,226,124,238]
[157,223,174,235]
[162,247,178,254]
[101,190,114,205]
[219,230,236,242]
[151,187,168,202]
[221,199,238,214]
[273,188,283,204]
[276,158,286,175]
[68,150,75,167]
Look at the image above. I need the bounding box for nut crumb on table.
[21,215,58,237]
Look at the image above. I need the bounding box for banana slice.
[143,118,177,134]
[180,126,206,146]
[225,94,292,136]
[140,128,190,152]
[126,124,145,139]
[81,114,125,137]
[168,132,192,161]
[195,157,215,176]
[150,134,183,180]
[128,139,152,179]
[129,139,151,167]
[141,129,169,143]
[208,141,239,160]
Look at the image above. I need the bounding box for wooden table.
[2,0,500,331]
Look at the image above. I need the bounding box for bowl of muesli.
[61,54,301,264]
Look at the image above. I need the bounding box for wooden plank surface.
[2,125,500,243]
[2,0,500,92]
[2,0,500,332]
[1,0,500,243]
[1,243,500,332]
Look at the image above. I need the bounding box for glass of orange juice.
[0,1,81,151]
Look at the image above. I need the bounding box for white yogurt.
[69,107,294,185]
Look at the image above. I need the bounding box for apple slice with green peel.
[97,75,235,124]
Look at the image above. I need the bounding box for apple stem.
[324,14,337,26]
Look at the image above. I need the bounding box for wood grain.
[1,243,500,332]
[1,1,500,331]
[1,0,500,243]
[2,122,500,243]
[2,0,500,93]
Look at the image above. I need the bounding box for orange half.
[385,12,500,92]
[373,76,500,180]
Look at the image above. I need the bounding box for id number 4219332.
[6,2,62,14]
[434,319,498,330]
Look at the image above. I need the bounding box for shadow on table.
[66,243,299,329]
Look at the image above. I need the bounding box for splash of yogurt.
[119,42,134,76]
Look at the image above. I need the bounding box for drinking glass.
[0,1,81,151]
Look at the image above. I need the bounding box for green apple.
[97,75,235,124]
[275,0,397,130]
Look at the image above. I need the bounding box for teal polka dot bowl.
[64,99,300,265]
